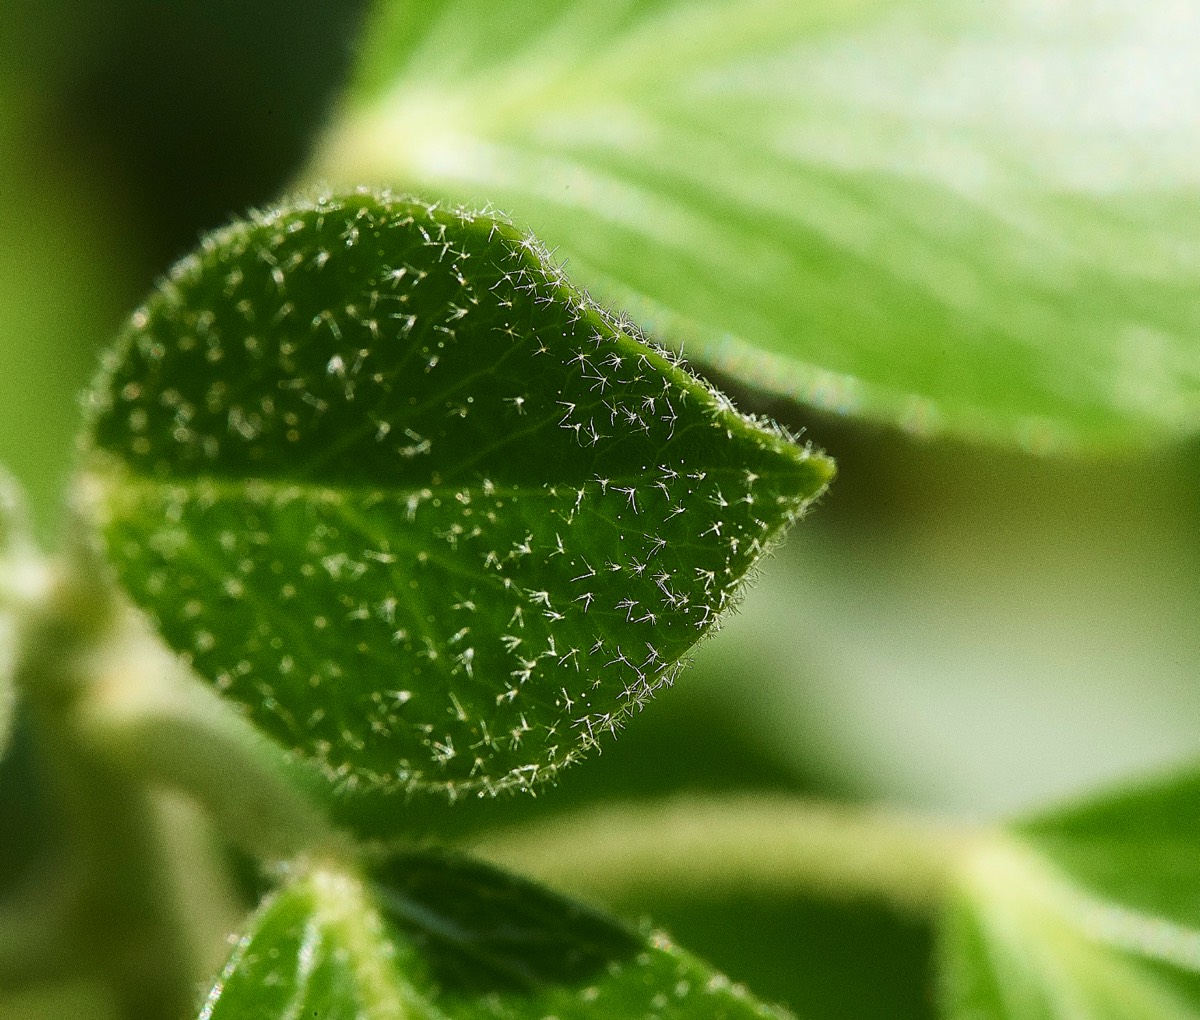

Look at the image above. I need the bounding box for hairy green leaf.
[319,0,1200,451]
[199,853,792,1020]
[79,191,831,799]
[940,770,1200,1018]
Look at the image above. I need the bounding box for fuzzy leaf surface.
[941,769,1200,1018]
[80,191,831,798]
[199,853,791,1020]
[320,0,1200,451]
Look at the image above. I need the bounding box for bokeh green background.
[4,3,1200,1018]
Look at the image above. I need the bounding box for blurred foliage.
[3,3,1200,1020]
[942,768,1200,1018]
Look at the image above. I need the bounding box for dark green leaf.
[199,853,792,1019]
[320,0,1200,451]
[80,191,831,799]
[1016,769,1200,949]
[940,769,1200,1018]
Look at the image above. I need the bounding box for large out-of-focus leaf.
[79,190,831,800]
[199,853,792,1019]
[318,0,1200,451]
[940,768,1200,1018]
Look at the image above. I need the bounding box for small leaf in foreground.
[199,853,792,1020]
[940,769,1200,1018]
[322,0,1200,451]
[79,190,832,798]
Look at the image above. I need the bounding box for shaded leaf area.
[941,769,1200,1019]
[1019,770,1200,932]
[634,892,935,1020]
[369,851,640,994]
[323,0,1200,451]
[0,709,68,903]
[81,191,831,798]
[200,855,792,1020]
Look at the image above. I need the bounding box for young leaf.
[79,191,831,799]
[940,769,1200,1018]
[199,852,793,1019]
[318,0,1200,451]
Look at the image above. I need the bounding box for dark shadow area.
[622,893,937,1020]
[56,0,370,277]
[372,850,640,995]
[0,706,67,900]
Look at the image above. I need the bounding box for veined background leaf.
[199,853,792,1020]
[940,768,1200,1019]
[80,191,830,799]
[317,0,1200,451]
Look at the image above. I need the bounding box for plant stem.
[10,549,199,1020]
[71,602,348,865]
[27,710,201,1020]
[470,794,982,916]
[8,534,344,1019]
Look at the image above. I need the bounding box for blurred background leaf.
[941,768,1200,1018]
[322,0,1200,452]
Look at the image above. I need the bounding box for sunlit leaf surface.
[200,853,792,1020]
[80,191,830,798]
[320,0,1200,451]
[941,769,1200,1018]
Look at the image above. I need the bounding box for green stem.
[10,549,198,1020]
[71,603,348,865]
[28,713,201,1020]
[470,794,982,916]
[8,534,344,1019]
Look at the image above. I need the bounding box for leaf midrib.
[373,0,881,131]
[90,462,799,507]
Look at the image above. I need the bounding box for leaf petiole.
[471,793,984,917]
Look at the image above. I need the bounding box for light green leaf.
[199,853,792,1020]
[317,0,1200,451]
[79,191,831,800]
[940,770,1200,1019]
